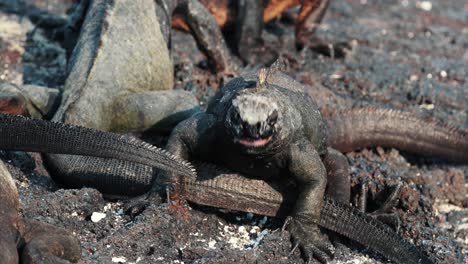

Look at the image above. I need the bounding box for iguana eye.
[267,110,278,126]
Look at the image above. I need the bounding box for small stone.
[0,82,27,115]
[208,240,216,249]
[112,256,127,263]
[329,74,343,80]
[416,1,432,11]
[18,84,59,117]
[250,226,260,234]
[409,74,419,81]
[91,212,106,223]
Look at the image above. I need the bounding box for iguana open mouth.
[238,136,272,147]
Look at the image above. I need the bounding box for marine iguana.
[0,113,196,263]
[2,67,462,263]
[0,113,431,264]
[161,66,467,262]
[0,1,465,263]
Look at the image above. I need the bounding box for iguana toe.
[288,219,335,263]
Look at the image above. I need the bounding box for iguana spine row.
[0,114,195,178]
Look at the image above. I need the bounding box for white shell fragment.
[91,212,107,223]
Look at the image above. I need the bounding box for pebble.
[91,212,106,222]
[416,1,432,11]
[112,256,127,263]
[208,240,216,249]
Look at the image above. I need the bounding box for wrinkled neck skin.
[223,87,302,157]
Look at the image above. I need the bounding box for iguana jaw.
[237,136,272,147]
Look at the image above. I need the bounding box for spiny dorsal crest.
[256,68,269,91]
[256,58,287,91]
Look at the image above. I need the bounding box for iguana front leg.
[286,140,334,263]
[160,113,218,187]
[110,90,201,133]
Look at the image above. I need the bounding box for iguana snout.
[226,93,279,148]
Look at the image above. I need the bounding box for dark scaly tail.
[320,197,432,264]
[179,164,432,264]
[0,114,196,179]
[325,107,467,163]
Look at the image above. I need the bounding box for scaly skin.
[0,113,195,263]
[177,163,432,264]
[9,68,460,262]
[1,71,464,263]
[0,114,195,179]
[163,66,467,262]
[40,0,201,191]
[163,68,345,262]
[325,107,467,162]
[0,113,431,263]
[2,1,459,263]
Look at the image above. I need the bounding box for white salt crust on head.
[232,94,278,125]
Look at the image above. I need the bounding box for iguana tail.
[325,107,467,163]
[0,114,195,180]
[320,197,431,264]
[179,164,432,264]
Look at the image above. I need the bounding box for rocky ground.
[0,0,467,263]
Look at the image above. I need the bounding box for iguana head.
[224,68,294,154]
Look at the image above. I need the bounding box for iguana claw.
[288,218,335,263]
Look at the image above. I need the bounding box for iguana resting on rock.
[0,113,431,264]
[1,0,231,191]
[161,66,467,263]
[8,66,461,263]
[0,113,196,263]
[1,1,466,263]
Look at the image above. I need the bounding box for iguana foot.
[370,212,401,232]
[287,218,335,263]
[369,183,402,231]
[295,0,330,49]
[358,182,403,231]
